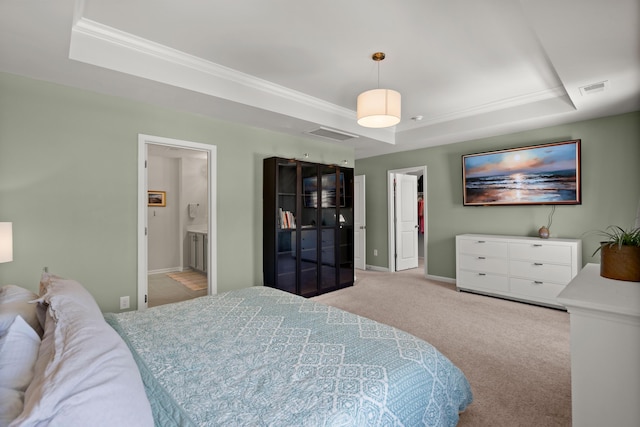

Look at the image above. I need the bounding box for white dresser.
[456,234,582,308]
[557,264,640,427]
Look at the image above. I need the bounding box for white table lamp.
[0,222,13,263]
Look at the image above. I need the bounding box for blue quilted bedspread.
[105,287,472,426]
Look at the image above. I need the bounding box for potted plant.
[592,225,640,282]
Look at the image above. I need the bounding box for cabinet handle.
[533,262,543,266]
[533,244,543,247]
[478,273,486,276]
[533,281,543,285]
[477,256,486,259]
[477,240,486,243]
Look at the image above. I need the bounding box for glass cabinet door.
[319,165,338,291]
[275,161,297,293]
[299,163,319,296]
[338,168,354,287]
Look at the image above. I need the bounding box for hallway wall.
[147,155,180,272]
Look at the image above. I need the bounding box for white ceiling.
[1,0,638,159]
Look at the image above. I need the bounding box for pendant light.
[357,52,401,128]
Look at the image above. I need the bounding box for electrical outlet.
[373,249,378,256]
[120,296,130,310]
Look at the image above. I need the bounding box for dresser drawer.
[509,242,572,264]
[458,270,509,293]
[458,239,508,258]
[510,260,573,284]
[459,254,508,274]
[510,277,565,303]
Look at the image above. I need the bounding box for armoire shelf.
[263,157,354,297]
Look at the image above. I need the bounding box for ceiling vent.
[579,80,609,96]
[306,127,359,142]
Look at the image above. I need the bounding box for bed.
[1,276,472,427]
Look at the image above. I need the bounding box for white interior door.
[354,175,366,270]
[395,174,418,271]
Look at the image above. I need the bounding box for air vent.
[306,127,359,142]
[579,80,608,96]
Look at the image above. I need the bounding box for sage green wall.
[356,111,640,278]
[0,72,354,312]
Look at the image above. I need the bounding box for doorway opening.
[137,134,217,310]
[387,166,427,277]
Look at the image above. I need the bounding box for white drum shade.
[357,88,401,128]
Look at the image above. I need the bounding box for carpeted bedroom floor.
[312,264,572,427]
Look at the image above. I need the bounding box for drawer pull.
[477,240,486,243]
[532,244,543,247]
[478,273,486,276]
[477,256,486,260]
[533,281,543,285]
[533,262,544,266]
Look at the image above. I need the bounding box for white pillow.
[37,274,104,323]
[0,285,43,337]
[0,315,41,427]
[13,275,154,427]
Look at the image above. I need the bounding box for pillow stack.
[2,275,154,427]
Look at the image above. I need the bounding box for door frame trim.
[354,174,366,271]
[387,166,427,277]
[137,134,217,310]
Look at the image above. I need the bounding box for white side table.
[557,263,640,427]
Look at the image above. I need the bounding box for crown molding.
[72,17,357,118]
[398,86,570,131]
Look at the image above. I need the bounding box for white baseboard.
[148,267,182,275]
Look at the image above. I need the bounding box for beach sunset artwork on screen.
[462,140,581,206]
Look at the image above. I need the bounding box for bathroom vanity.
[187,226,207,273]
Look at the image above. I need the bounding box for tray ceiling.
[1,0,638,158]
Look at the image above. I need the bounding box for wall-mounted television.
[462,139,581,206]
[303,172,345,208]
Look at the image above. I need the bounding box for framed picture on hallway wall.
[148,190,166,207]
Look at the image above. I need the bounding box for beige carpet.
[312,265,571,427]
[166,271,208,291]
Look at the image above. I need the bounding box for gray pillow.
[0,285,43,337]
